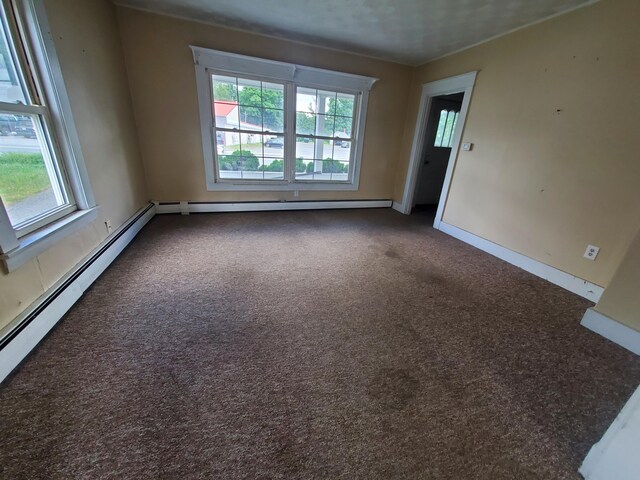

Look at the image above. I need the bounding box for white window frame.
[0,0,97,272]
[191,46,377,191]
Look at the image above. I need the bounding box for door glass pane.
[434,110,447,147]
[0,113,69,227]
[441,111,456,147]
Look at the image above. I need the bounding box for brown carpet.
[1,208,639,479]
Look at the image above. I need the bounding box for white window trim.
[0,0,97,272]
[191,46,377,191]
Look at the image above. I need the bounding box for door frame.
[397,71,477,228]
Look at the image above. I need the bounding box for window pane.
[262,108,283,133]
[296,87,316,113]
[296,111,315,135]
[332,138,351,163]
[317,90,336,115]
[334,116,352,138]
[442,111,456,148]
[295,87,356,141]
[448,112,460,147]
[263,134,285,153]
[237,77,262,107]
[335,92,355,118]
[212,74,286,179]
[0,114,69,227]
[316,114,335,138]
[262,82,284,109]
[238,104,263,131]
[295,136,319,181]
[259,156,285,181]
[324,159,350,182]
[295,136,350,181]
[296,137,332,163]
[217,133,286,181]
[0,17,27,104]
[214,100,239,130]
[434,110,447,147]
[218,152,261,180]
[211,75,238,102]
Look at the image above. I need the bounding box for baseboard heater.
[0,203,156,383]
[154,199,393,214]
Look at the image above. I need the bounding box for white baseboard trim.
[154,199,392,214]
[436,221,604,302]
[0,202,156,383]
[580,308,640,356]
[580,384,640,480]
[392,201,405,213]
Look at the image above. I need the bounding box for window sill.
[1,207,99,273]
[206,181,359,192]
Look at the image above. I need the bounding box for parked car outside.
[216,132,225,155]
[264,137,284,148]
[15,118,36,138]
[0,114,18,136]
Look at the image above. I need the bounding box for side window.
[0,0,96,272]
[0,2,75,236]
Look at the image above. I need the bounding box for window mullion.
[283,82,296,182]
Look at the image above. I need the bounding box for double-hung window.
[0,0,95,271]
[192,46,377,191]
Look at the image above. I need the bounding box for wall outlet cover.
[584,245,600,260]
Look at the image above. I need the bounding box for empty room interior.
[1,0,639,478]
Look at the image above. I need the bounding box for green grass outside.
[0,152,50,206]
[225,142,261,150]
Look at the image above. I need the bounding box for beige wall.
[594,226,640,332]
[0,0,148,331]
[395,0,640,288]
[115,7,413,203]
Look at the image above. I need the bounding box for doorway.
[397,72,477,229]
[413,92,463,215]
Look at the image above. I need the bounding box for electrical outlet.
[583,244,600,261]
[105,220,113,235]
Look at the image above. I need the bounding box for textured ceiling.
[114,0,595,65]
